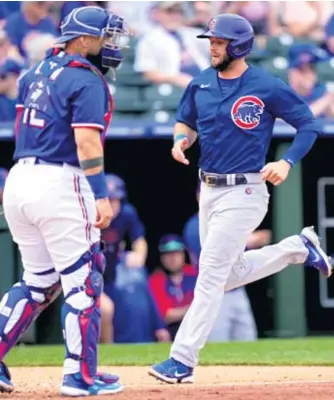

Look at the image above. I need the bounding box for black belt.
[200,170,248,187]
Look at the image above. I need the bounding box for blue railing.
[0,118,334,139]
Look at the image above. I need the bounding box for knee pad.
[61,242,105,385]
[0,279,61,360]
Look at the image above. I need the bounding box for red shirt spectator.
[149,234,197,340]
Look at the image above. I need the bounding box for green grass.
[6,338,334,367]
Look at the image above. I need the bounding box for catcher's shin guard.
[0,278,61,360]
[61,242,106,385]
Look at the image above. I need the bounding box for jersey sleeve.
[126,205,145,242]
[175,81,198,131]
[15,74,26,110]
[71,77,106,131]
[268,78,317,128]
[268,77,321,165]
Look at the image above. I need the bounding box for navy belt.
[18,157,64,167]
[200,170,248,187]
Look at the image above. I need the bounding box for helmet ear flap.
[227,34,254,59]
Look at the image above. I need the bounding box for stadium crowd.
[0,1,333,344]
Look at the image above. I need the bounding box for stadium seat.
[116,61,150,87]
[109,83,149,113]
[143,84,184,111]
[316,59,334,83]
[260,58,289,82]
[266,35,317,57]
[141,109,176,125]
[121,36,138,63]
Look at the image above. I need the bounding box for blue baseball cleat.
[301,226,332,278]
[0,361,14,393]
[60,372,123,397]
[148,358,194,384]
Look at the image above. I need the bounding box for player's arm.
[164,306,189,324]
[131,237,148,265]
[72,79,111,228]
[309,92,334,117]
[262,79,321,185]
[74,127,104,177]
[173,123,198,147]
[172,82,198,165]
[125,206,148,267]
[270,78,321,166]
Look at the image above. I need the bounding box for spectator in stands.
[0,59,22,123]
[186,1,217,31]
[107,251,170,343]
[4,2,58,60]
[0,168,8,206]
[108,1,156,36]
[324,13,334,57]
[183,183,270,342]
[99,174,148,343]
[222,2,277,37]
[0,29,20,66]
[0,2,20,27]
[134,1,209,88]
[24,33,56,69]
[288,43,334,118]
[149,234,197,340]
[271,1,333,41]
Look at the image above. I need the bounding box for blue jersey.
[101,203,145,283]
[0,95,16,122]
[176,65,319,174]
[183,213,200,268]
[106,264,166,343]
[14,49,111,166]
[4,11,58,58]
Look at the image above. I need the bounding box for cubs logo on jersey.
[231,96,265,130]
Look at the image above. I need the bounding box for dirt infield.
[6,366,334,399]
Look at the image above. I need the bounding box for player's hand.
[95,198,114,229]
[155,328,171,343]
[172,73,193,88]
[171,138,190,165]
[124,251,143,268]
[260,160,291,186]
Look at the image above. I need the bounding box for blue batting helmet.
[55,6,129,51]
[106,174,127,200]
[197,14,254,59]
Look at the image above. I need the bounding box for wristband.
[174,133,188,144]
[283,158,294,167]
[86,171,109,199]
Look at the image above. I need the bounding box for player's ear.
[80,35,90,51]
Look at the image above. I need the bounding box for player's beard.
[212,54,235,72]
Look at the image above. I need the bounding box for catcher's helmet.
[197,14,254,59]
[55,6,129,50]
[106,174,127,200]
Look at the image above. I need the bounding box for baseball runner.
[149,14,332,384]
[0,6,129,396]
